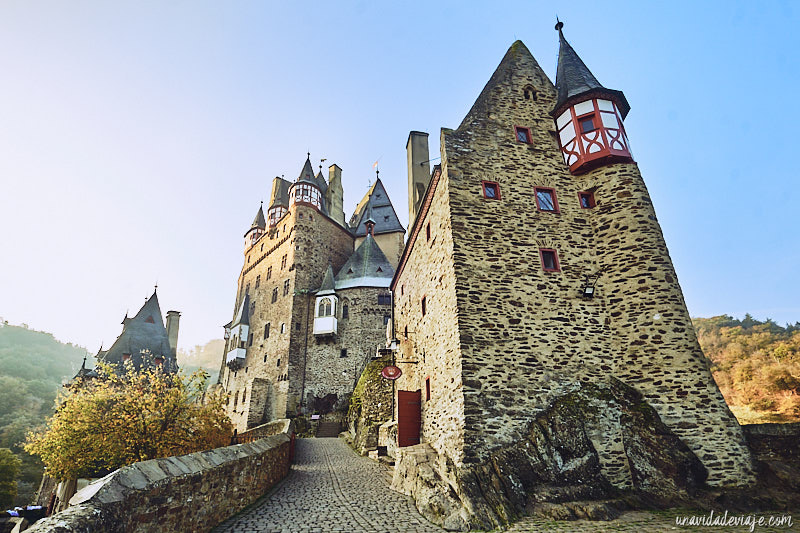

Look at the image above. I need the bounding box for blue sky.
[1,1,798,353]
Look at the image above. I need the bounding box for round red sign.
[381,365,402,380]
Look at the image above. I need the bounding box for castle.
[216,158,405,431]
[214,23,759,527]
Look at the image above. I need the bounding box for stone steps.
[315,421,341,438]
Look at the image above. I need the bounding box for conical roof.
[317,264,336,296]
[245,205,266,236]
[98,290,177,372]
[314,170,328,194]
[232,293,250,327]
[553,23,629,118]
[296,157,317,185]
[335,234,394,289]
[349,179,404,237]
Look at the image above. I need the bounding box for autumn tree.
[0,448,21,508]
[25,366,232,480]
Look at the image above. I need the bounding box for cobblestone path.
[214,438,796,532]
[212,438,443,533]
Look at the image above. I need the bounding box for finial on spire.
[555,17,563,32]
[307,151,310,160]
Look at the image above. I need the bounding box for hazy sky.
[1,1,798,356]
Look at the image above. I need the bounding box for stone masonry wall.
[26,434,291,533]
[222,204,353,431]
[393,165,466,465]
[397,41,754,487]
[302,285,392,413]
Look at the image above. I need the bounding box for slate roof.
[268,177,291,210]
[317,265,336,296]
[348,179,405,237]
[232,293,250,327]
[97,290,177,373]
[296,157,317,185]
[245,205,266,236]
[335,234,394,289]
[553,24,630,118]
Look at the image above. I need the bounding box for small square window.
[579,116,596,133]
[481,181,501,200]
[535,187,559,213]
[340,349,348,358]
[578,191,596,209]
[421,296,427,316]
[514,125,532,144]
[539,249,560,272]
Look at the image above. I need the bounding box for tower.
[218,154,403,432]
[391,29,755,529]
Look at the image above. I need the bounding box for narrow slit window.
[426,377,431,401]
[421,296,427,317]
[539,249,560,272]
[535,187,559,213]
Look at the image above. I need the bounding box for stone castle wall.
[393,164,466,465]
[395,41,754,487]
[26,433,291,533]
[302,285,392,412]
[222,205,354,431]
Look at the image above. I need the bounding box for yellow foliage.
[24,365,232,480]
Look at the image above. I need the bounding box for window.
[579,115,596,133]
[514,125,532,144]
[271,288,278,303]
[266,266,272,280]
[535,187,559,213]
[523,86,537,101]
[378,293,391,305]
[404,325,408,338]
[245,282,250,294]
[481,181,501,200]
[342,303,349,319]
[421,296,427,316]
[263,353,267,362]
[283,279,290,296]
[401,285,404,296]
[426,222,431,242]
[281,255,287,269]
[248,333,253,346]
[539,249,560,272]
[340,349,347,358]
[280,323,286,334]
[578,191,596,209]
[296,322,301,331]
[318,297,333,317]
[425,377,431,401]
[255,275,261,288]
[277,358,281,367]
[264,322,270,339]
[383,315,391,325]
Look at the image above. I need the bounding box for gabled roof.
[553,23,629,118]
[348,179,405,237]
[335,234,394,289]
[268,177,291,210]
[98,290,175,371]
[317,265,336,296]
[232,293,250,327]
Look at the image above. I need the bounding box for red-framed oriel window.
[514,125,533,144]
[535,187,559,213]
[539,249,560,272]
[578,191,596,209]
[481,181,501,200]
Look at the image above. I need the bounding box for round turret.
[552,22,634,174]
[289,155,323,211]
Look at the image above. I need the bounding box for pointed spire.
[317,264,336,296]
[553,21,629,118]
[297,155,316,184]
[250,204,266,231]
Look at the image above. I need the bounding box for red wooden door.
[398,390,421,447]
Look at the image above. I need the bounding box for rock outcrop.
[392,378,707,531]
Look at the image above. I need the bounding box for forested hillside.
[0,321,89,505]
[694,315,800,424]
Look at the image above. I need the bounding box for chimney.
[165,310,180,358]
[406,131,431,229]
[325,164,345,226]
